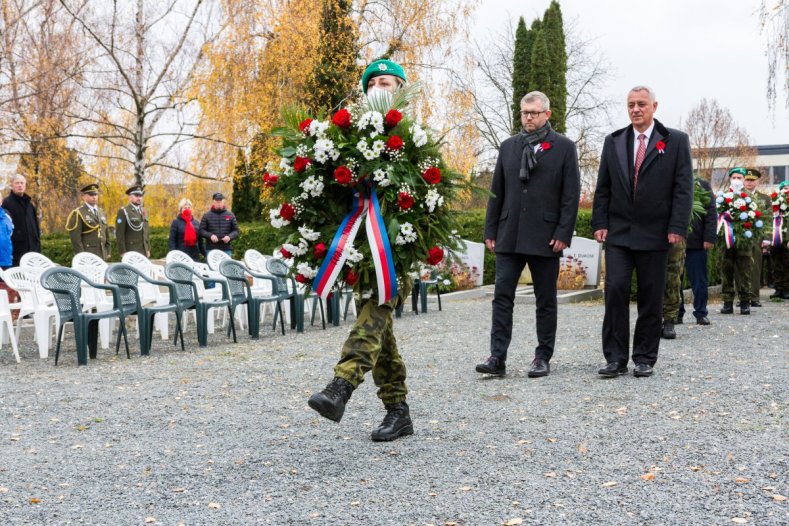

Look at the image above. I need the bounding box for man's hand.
[210,234,218,243]
[703,242,714,250]
[222,235,231,243]
[485,239,495,251]
[668,233,685,244]
[549,239,567,252]
[593,229,608,243]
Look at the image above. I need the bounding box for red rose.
[385,109,402,128]
[334,165,353,184]
[744,221,753,228]
[739,205,748,211]
[774,205,781,212]
[332,109,352,129]
[295,274,307,284]
[279,203,295,221]
[755,210,762,218]
[298,118,313,134]
[263,172,279,187]
[771,192,778,199]
[426,246,444,265]
[397,192,414,210]
[313,242,327,259]
[293,156,311,173]
[725,197,732,203]
[280,247,293,259]
[423,167,441,184]
[345,269,359,286]
[386,135,404,150]
[656,140,666,151]
[740,192,748,198]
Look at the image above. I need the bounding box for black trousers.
[602,244,669,367]
[490,253,559,362]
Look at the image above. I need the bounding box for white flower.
[748,210,756,218]
[296,144,309,157]
[733,199,746,209]
[424,188,444,212]
[356,111,385,135]
[269,208,290,229]
[284,238,309,257]
[410,123,428,147]
[300,175,324,197]
[309,119,330,137]
[298,226,321,242]
[296,262,319,279]
[373,168,391,187]
[345,246,364,263]
[395,222,417,245]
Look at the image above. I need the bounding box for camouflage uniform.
[719,240,754,303]
[662,238,687,322]
[334,278,412,405]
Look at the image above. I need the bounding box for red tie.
[634,133,646,194]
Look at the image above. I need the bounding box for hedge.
[40,209,721,289]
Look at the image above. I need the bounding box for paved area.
[0,296,787,525]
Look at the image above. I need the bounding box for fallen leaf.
[172,487,185,493]
[0,487,8,493]
[731,518,747,524]
[428,492,438,497]
[726,452,734,461]
[577,442,588,454]
[615,406,627,415]
[504,519,523,526]
[640,473,655,481]
[444,522,458,526]
[144,518,155,524]
[208,502,221,509]
[544,472,557,478]
[601,481,618,487]
[350,501,360,506]
[690,466,703,472]
[29,498,41,504]
[762,486,776,491]
[547,438,557,443]
[772,494,787,502]
[459,486,472,491]
[735,477,750,484]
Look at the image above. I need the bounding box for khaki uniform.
[66,204,111,260]
[115,203,150,256]
[662,238,687,322]
[751,191,772,301]
[334,279,412,405]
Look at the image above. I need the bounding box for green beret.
[80,183,99,194]
[779,180,789,190]
[727,167,747,178]
[361,59,406,93]
[744,168,762,181]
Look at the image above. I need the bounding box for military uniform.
[662,238,687,329]
[115,186,150,256]
[718,169,756,314]
[750,189,772,303]
[771,180,789,299]
[65,184,111,260]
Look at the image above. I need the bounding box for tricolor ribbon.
[313,188,398,305]
[717,211,735,249]
[773,215,784,247]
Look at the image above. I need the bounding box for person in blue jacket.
[0,205,14,269]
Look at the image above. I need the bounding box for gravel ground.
[0,295,787,525]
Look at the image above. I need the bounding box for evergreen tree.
[305,0,361,113]
[511,17,530,133]
[541,1,567,133]
[528,29,553,117]
[231,149,261,222]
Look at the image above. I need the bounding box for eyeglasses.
[520,110,547,118]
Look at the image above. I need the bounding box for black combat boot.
[720,301,734,314]
[739,301,750,315]
[661,321,676,339]
[371,402,413,442]
[308,377,354,422]
[770,289,785,299]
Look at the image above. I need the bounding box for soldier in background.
[718,168,754,315]
[661,238,686,339]
[65,183,111,260]
[116,185,150,257]
[770,180,789,299]
[743,169,771,307]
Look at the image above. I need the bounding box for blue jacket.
[0,207,14,267]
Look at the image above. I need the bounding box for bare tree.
[760,0,788,111]
[681,98,758,190]
[58,0,230,186]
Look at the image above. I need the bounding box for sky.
[473,0,789,145]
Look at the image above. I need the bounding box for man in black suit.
[592,86,693,378]
[476,91,580,378]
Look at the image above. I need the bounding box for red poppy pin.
[656,140,666,154]
[540,142,551,152]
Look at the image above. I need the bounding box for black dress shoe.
[661,321,676,340]
[475,356,505,376]
[750,300,762,307]
[695,316,711,325]
[371,402,413,442]
[308,377,354,422]
[598,362,628,378]
[527,358,550,378]
[633,363,654,377]
[720,301,733,314]
[739,302,750,315]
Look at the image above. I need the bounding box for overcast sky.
[473,0,789,145]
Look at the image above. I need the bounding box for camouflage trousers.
[751,240,766,301]
[773,244,789,290]
[720,245,753,302]
[662,239,687,321]
[334,279,412,405]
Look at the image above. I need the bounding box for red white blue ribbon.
[717,212,735,249]
[313,188,398,305]
[773,215,784,247]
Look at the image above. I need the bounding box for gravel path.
[0,296,787,525]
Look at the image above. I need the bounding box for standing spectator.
[115,185,150,257]
[199,193,239,256]
[2,174,41,267]
[718,168,756,315]
[591,85,693,378]
[168,199,205,261]
[743,169,772,307]
[476,90,580,378]
[0,206,13,269]
[678,176,717,325]
[769,180,789,299]
[65,183,111,261]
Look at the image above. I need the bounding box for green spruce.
[231,149,261,222]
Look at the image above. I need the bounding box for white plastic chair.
[1,267,58,358]
[72,252,113,350]
[122,252,170,340]
[0,288,20,362]
[20,252,56,275]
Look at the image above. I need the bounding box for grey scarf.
[518,121,552,183]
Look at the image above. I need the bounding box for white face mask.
[366,86,394,108]
[730,179,744,191]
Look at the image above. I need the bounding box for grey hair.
[629,85,657,101]
[11,174,26,183]
[520,91,551,110]
[178,198,193,213]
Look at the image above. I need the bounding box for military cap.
[80,183,99,194]
[744,168,762,181]
[125,185,144,196]
[727,167,747,178]
[360,59,406,94]
[212,192,225,200]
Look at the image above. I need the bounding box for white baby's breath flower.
[298,226,321,242]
